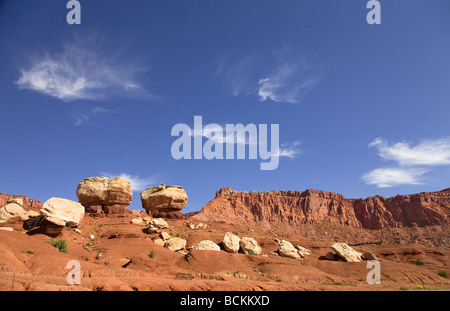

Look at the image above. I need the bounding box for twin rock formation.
[0,177,187,235]
[76,177,188,218]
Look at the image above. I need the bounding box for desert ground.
[1,212,449,291]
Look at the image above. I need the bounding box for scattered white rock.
[148,218,169,232]
[0,227,13,232]
[153,238,165,247]
[197,240,221,251]
[40,197,85,227]
[165,237,187,252]
[160,231,171,240]
[223,232,241,253]
[278,240,300,259]
[240,237,262,255]
[0,203,28,224]
[296,245,311,257]
[131,218,144,225]
[331,243,363,262]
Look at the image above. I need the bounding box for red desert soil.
[0,212,449,291]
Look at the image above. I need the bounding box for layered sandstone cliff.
[197,187,450,229]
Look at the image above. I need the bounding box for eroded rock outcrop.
[76,177,132,215]
[141,184,187,219]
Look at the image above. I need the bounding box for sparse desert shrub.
[246,250,255,255]
[400,286,410,291]
[149,250,155,258]
[415,259,424,266]
[437,271,448,279]
[416,285,424,290]
[45,239,69,253]
[320,279,343,286]
[373,240,383,245]
[394,239,401,245]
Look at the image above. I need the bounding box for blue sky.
[0,0,449,212]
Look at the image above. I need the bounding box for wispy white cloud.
[15,38,151,102]
[72,106,112,126]
[362,137,450,187]
[369,137,450,166]
[188,124,301,159]
[277,141,302,159]
[190,124,256,146]
[362,167,429,188]
[217,49,319,104]
[100,172,156,192]
[258,62,319,104]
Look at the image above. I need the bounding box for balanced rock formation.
[76,177,132,215]
[141,184,188,219]
[196,187,450,230]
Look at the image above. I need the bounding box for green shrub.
[148,250,155,258]
[438,271,448,279]
[394,239,401,245]
[415,259,424,266]
[45,239,69,253]
[400,286,410,291]
[246,250,255,255]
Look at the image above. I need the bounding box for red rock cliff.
[0,193,43,211]
[198,187,450,229]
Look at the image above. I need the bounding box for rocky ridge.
[196,187,450,230]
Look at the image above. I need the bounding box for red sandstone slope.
[196,187,450,230]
